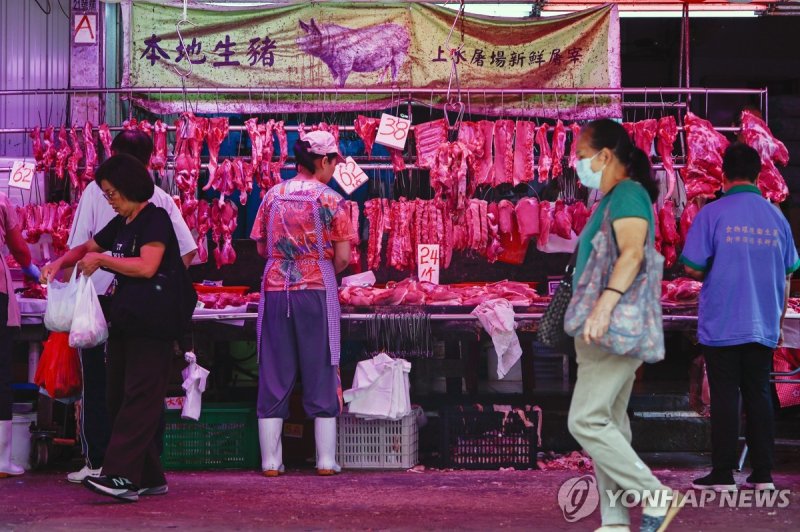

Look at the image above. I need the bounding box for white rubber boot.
[315,417,341,475]
[257,418,284,477]
[0,420,24,477]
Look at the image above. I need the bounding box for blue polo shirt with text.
[680,184,800,348]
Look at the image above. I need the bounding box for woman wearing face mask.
[567,119,680,532]
[251,131,354,477]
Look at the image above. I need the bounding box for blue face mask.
[576,152,604,189]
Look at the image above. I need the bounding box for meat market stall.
[1,0,797,465]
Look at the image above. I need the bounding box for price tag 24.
[417,244,440,285]
[333,157,369,196]
[375,113,411,151]
[9,161,36,191]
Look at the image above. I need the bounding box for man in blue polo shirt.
[681,143,800,492]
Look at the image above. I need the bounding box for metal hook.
[172,4,196,81]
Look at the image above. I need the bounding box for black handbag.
[109,266,198,341]
[537,250,579,351]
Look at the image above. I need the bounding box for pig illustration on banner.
[297,18,410,87]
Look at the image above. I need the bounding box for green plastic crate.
[163,403,258,470]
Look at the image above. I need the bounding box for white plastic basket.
[337,407,420,469]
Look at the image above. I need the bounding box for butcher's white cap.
[304,130,343,161]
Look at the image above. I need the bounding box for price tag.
[333,157,369,196]
[9,161,36,191]
[375,113,411,151]
[417,244,440,285]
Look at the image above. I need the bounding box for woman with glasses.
[41,154,196,502]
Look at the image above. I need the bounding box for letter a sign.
[74,14,96,44]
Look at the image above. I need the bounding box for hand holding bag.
[68,274,109,349]
[563,208,665,363]
[536,251,578,350]
[43,268,79,332]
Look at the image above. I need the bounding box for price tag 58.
[9,161,36,191]
[333,157,369,196]
[417,244,440,285]
[375,113,411,151]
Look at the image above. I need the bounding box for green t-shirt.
[573,179,655,286]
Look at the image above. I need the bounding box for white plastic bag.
[44,268,79,332]
[343,353,411,420]
[181,351,210,421]
[68,275,108,349]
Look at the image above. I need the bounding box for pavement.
[1,453,799,531]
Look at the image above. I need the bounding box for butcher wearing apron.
[256,184,344,477]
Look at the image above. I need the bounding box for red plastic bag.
[774,348,800,408]
[34,332,82,399]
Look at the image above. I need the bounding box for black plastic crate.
[440,404,539,470]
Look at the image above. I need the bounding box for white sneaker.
[67,465,102,484]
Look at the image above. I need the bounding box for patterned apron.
[256,186,341,366]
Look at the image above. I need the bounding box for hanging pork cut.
[67,127,83,191]
[550,120,568,179]
[515,197,540,241]
[535,124,552,182]
[231,158,253,205]
[98,123,113,160]
[568,122,582,170]
[457,121,486,195]
[473,120,495,186]
[570,201,590,235]
[492,120,515,186]
[195,200,211,263]
[343,201,361,268]
[633,119,658,158]
[681,112,729,201]
[42,126,57,172]
[740,110,790,203]
[497,200,515,235]
[211,198,238,269]
[364,198,390,270]
[657,116,678,200]
[203,117,229,192]
[54,126,71,180]
[414,119,449,169]
[30,126,44,170]
[80,121,97,193]
[659,199,680,268]
[679,200,701,245]
[149,120,168,172]
[354,115,380,158]
[430,141,469,212]
[537,200,552,248]
[553,199,573,239]
[512,121,536,186]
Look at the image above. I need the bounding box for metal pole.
[0,87,769,97]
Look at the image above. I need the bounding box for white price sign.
[333,157,369,195]
[374,113,411,151]
[417,244,440,285]
[9,161,36,190]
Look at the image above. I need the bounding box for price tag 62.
[333,157,369,196]
[375,113,411,151]
[417,244,440,285]
[9,161,36,191]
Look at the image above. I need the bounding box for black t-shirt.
[94,203,183,289]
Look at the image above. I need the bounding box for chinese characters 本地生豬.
[139,34,278,68]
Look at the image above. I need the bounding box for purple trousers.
[257,290,341,419]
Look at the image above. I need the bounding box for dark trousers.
[0,293,14,421]
[704,343,775,473]
[257,291,341,420]
[102,335,173,487]
[79,343,111,469]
